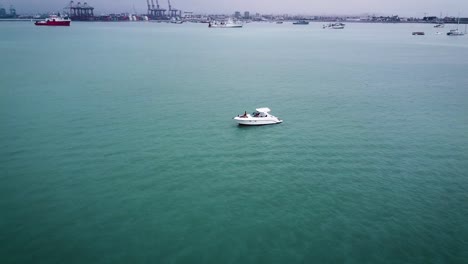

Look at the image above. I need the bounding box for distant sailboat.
[434,12,445,28]
[447,15,465,36]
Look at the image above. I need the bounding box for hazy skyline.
[3,0,467,17]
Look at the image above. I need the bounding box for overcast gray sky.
[3,0,467,17]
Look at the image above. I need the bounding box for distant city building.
[234,11,241,18]
[244,11,250,19]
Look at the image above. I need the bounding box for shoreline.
[1,19,467,25]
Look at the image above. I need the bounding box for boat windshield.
[252,111,267,117]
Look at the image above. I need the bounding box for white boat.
[447,29,464,36]
[233,108,283,126]
[332,23,345,29]
[208,19,242,28]
[447,15,466,36]
[170,17,183,24]
[323,22,345,29]
[435,12,445,28]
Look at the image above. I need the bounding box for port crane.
[147,0,166,18]
[167,0,180,18]
[64,1,94,20]
[153,0,166,17]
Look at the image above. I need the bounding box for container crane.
[167,0,180,18]
[150,0,166,18]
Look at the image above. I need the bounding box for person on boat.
[242,111,247,118]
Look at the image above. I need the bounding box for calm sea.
[1,21,468,263]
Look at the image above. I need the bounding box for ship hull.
[209,24,242,28]
[35,21,70,26]
[233,117,283,126]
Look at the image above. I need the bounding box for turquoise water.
[1,21,468,263]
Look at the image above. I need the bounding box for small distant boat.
[412,32,425,35]
[293,20,309,25]
[447,29,464,36]
[209,19,242,28]
[435,12,445,28]
[276,21,284,24]
[170,17,183,24]
[332,23,345,29]
[34,15,71,26]
[447,16,466,36]
[323,22,345,29]
[233,108,283,126]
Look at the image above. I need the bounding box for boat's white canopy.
[255,107,271,113]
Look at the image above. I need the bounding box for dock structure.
[147,0,166,19]
[65,1,94,21]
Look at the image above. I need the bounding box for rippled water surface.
[1,21,468,263]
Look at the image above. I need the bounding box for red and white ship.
[35,15,71,26]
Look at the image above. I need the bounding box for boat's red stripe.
[35,21,71,26]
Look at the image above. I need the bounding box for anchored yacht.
[208,19,242,28]
[323,22,345,29]
[293,20,309,25]
[447,15,466,36]
[447,29,464,36]
[233,108,283,126]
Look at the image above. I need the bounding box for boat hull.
[209,25,242,28]
[35,21,70,26]
[234,117,283,126]
[447,32,464,36]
